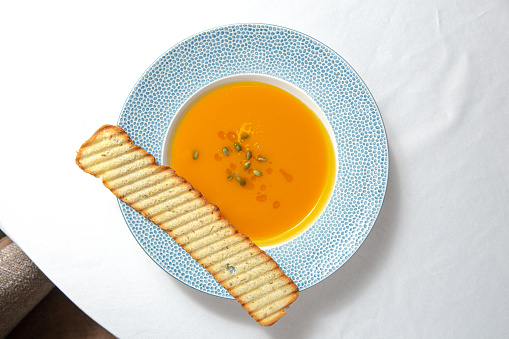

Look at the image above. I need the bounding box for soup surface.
[170,81,335,246]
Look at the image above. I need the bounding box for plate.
[117,24,389,298]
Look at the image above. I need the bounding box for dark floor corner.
[7,288,115,339]
[0,232,114,339]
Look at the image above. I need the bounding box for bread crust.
[76,124,299,326]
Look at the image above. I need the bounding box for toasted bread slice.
[76,125,299,326]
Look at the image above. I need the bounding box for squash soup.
[169,81,335,247]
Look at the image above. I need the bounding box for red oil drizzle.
[279,169,293,182]
[256,195,268,202]
[227,131,237,142]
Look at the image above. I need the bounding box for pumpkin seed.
[257,156,267,162]
[246,151,252,160]
[240,133,249,140]
[234,142,242,152]
[253,170,263,176]
[222,147,230,156]
[236,177,246,186]
[192,150,199,160]
[244,162,251,170]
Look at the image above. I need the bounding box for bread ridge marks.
[76,125,299,326]
[76,125,134,176]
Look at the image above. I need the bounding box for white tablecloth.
[1,1,508,338]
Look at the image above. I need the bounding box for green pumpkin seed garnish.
[244,162,251,170]
[222,147,230,156]
[240,133,249,140]
[246,151,252,160]
[192,150,199,160]
[236,176,246,186]
[253,170,263,176]
[257,156,267,162]
[227,173,234,180]
[234,142,242,152]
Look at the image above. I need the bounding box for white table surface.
[1,1,508,338]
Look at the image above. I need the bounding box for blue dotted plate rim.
[116,23,389,299]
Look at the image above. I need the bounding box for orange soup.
[170,81,335,246]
